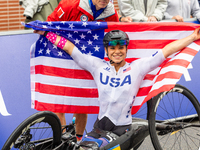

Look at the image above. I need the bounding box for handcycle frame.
[2,84,200,150]
[2,111,149,150]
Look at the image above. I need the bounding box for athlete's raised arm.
[34,30,75,55]
[162,27,200,58]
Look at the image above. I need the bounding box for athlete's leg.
[55,112,66,132]
[74,113,88,141]
[102,119,149,149]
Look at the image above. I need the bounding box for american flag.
[123,66,131,73]
[25,21,200,114]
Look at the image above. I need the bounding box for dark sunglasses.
[108,40,127,46]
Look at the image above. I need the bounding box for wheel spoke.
[2,111,62,150]
[149,84,200,150]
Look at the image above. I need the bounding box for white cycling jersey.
[71,47,165,126]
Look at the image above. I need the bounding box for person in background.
[20,0,61,29]
[46,0,131,143]
[164,0,200,22]
[117,0,167,22]
[47,0,131,22]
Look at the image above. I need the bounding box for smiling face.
[105,44,127,69]
[92,0,110,10]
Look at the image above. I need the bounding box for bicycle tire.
[2,111,62,150]
[132,99,151,120]
[148,84,200,150]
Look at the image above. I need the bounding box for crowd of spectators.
[20,0,200,23]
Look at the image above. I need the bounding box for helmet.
[103,30,129,47]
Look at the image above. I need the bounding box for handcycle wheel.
[2,111,62,150]
[148,84,200,150]
[132,99,151,120]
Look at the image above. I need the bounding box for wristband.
[57,36,67,49]
[46,32,57,44]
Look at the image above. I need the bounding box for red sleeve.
[47,0,78,21]
[47,2,63,21]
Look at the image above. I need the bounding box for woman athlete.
[34,27,200,149]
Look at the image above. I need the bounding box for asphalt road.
[137,135,155,150]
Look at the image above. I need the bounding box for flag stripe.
[181,47,199,56]
[155,71,182,82]
[31,75,97,88]
[106,22,198,32]
[128,40,174,49]
[35,83,98,97]
[127,31,192,40]
[34,100,99,113]
[32,92,99,105]
[34,65,94,79]
[136,86,152,97]
[144,84,176,102]
[162,59,190,68]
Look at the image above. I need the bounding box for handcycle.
[2,84,200,150]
